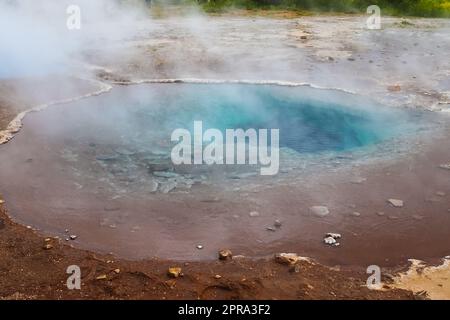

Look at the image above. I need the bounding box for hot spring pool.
[0,83,433,261]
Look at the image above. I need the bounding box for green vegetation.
[196,0,450,17]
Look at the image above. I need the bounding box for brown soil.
[0,207,415,300]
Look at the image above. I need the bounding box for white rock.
[274,253,309,265]
[388,199,404,208]
[326,233,341,239]
[324,237,337,245]
[310,206,330,217]
[249,211,260,217]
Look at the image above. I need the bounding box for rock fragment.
[249,211,260,217]
[218,249,233,261]
[324,233,341,247]
[167,267,182,278]
[387,199,404,208]
[274,253,308,265]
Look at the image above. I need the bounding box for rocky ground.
[1,10,449,299]
[0,206,417,299]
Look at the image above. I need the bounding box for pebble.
[249,211,260,217]
[439,163,450,170]
[167,267,182,278]
[0,199,4,204]
[214,274,222,279]
[412,214,425,220]
[196,245,203,250]
[69,235,78,240]
[310,206,330,217]
[43,244,53,250]
[326,233,341,239]
[266,227,276,232]
[274,220,282,228]
[113,269,120,274]
[324,236,337,245]
[324,233,341,247]
[436,191,446,197]
[218,249,233,261]
[274,253,307,265]
[387,199,404,208]
[351,212,361,217]
[96,274,107,280]
[376,211,385,217]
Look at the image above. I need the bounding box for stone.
[310,206,329,217]
[249,211,260,217]
[69,235,78,240]
[439,163,450,170]
[167,267,182,278]
[376,211,385,217]
[387,199,404,208]
[274,253,307,265]
[0,199,4,204]
[351,212,361,217]
[43,244,53,250]
[266,227,276,232]
[196,245,203,250]
[436,191,446,197]
[218,249,232,261]
[214,274,222,279]
[325,233,341,239]
[324,237,337,245]
[113,269,120,274]
[274,220,282,228]
[96,274,107,280]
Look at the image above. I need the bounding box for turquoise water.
[26,83,418,160]
[90,83,412,154]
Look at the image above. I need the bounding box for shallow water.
[1,83,444,264]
